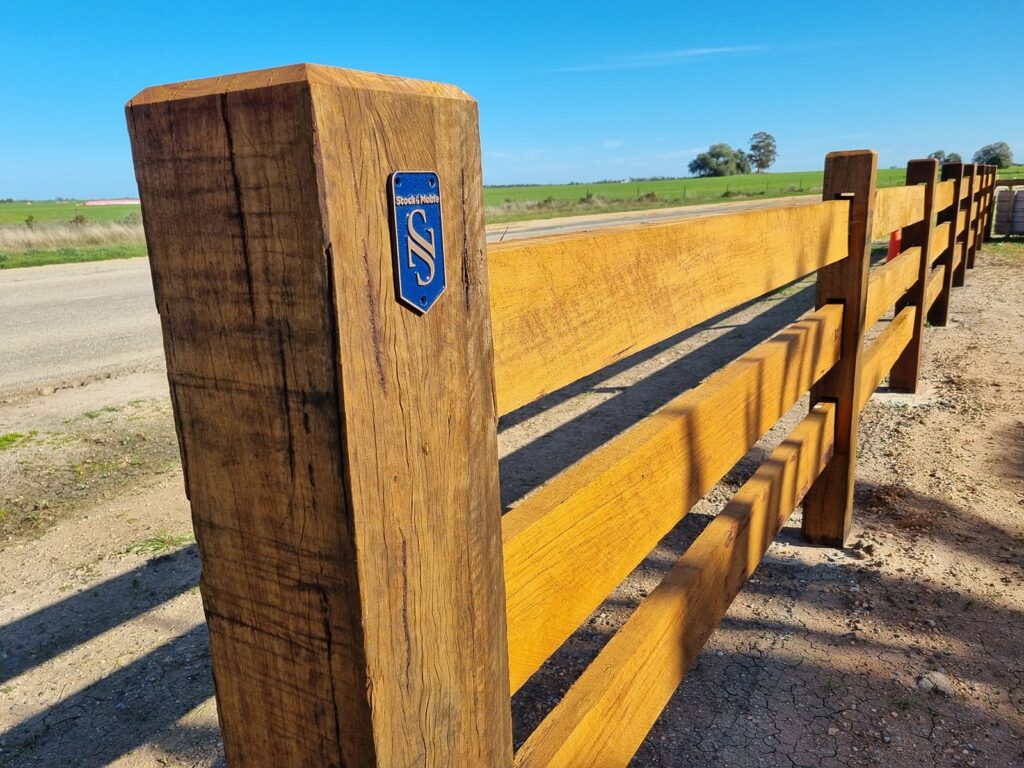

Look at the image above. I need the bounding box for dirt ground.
[1,241,1022,767]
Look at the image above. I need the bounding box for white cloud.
[544,45,766,73]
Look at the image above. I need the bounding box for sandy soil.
[1,242,1022,767]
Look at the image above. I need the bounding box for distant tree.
[688,143,749,177]
[973,142,1013,168]
[735,149,752,175]
[928,150,964,165]
[747,132,778,172]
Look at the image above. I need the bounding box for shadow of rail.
[0,544,199,687]
[499,282,815,507]
[0,624,214,767]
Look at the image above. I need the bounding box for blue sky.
[2,1,1021,198]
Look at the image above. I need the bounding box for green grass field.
[481,168,908,223]
[1,163,1012,268]
[0,200,140,226]
[2,164,1015,230]
[485,169,905,204]
[0,245,147,269]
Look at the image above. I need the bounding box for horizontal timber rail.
[502,304,843,691]
[126,64,999,768]
[514,403,837,766]
[488,202,848,415]
[871,184,926,240]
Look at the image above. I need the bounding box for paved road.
[488,194,818,241]
[0,195,819,398]
[0,259,164,398]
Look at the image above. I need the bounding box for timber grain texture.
[930,222,951,265]
[801,150,877,547]
[929,163,964,326]
[859,306,917,411]
[934,180,956,212]
[871,184,925,240]
[889,160,938,392]
[925,266,946,310]
[513,403,836,768]
[128,64,513,768]
[864,246,921,329]
[954,166,975,286]
[502,305,842,691]
[488,202,848,414]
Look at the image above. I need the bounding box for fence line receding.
[125,63,998,768]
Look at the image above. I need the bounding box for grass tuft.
[121,531,194,556]
[0,245,147,269]
[0,221,144,252]
[0,430,38,450]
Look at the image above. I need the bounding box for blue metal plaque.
[389,171,446,313]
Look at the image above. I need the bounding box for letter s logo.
[405,208,436,286]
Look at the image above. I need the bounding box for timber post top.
[126,62,474,106]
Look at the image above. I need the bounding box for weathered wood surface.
[980,166,994,244]
[872,184,926,240]
[968,164,984,269]
[925,265,945,310]
[954,166,975,286]
[929,163,963,326]
[982,166,996,243]
[864,245,921,329]
[128,63,513,767]
[512,403,836,768]
[488,202,848,414]
[802,150,876,547]
[930,222,951,265]
[890,159,938,392]
[977,165,989,243]
[934,180,956,212]
[502,305,842,691]
[859,306,916,411]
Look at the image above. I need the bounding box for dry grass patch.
[0,221,145,252]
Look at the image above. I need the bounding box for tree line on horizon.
[687,136,1015,178]
[931,142,1015,169]
[688,133,777,177]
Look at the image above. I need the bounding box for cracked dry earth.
[1,242,1023,767]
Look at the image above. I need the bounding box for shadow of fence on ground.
[498,283,814,507]
[5,267,1020,766]
[0,624,214,767]
[511,481,1024,761]
[0,544,199,686]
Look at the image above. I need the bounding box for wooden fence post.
[928,162,963,326]
[981,165,988,242]
[954,164,975,284]
[889,158,938,392]
[988,165,996,240]
[984,165,996,243]
[980,165,995,246]
[126,64,513,767]
[968,163,983,269]
[801,150,876,547]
